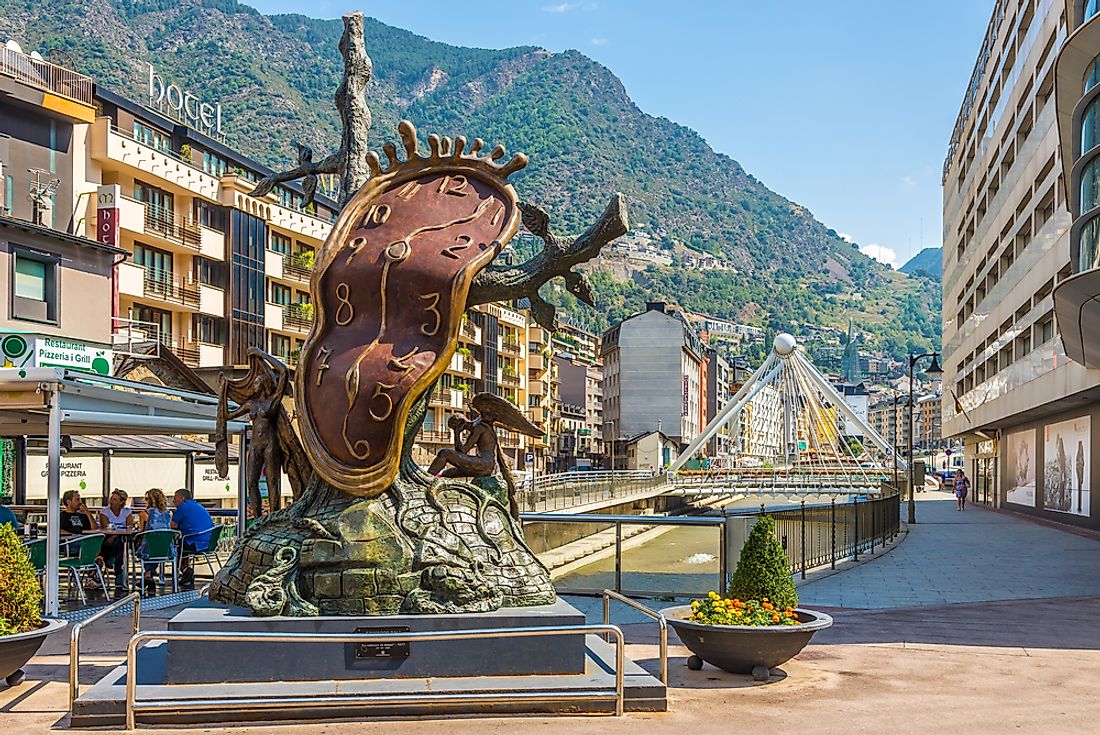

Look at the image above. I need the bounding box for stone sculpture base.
[209,445,556,616]
[166,598,586,684]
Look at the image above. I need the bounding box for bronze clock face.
[296,165,521,496]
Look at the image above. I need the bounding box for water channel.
[549,494,858,598]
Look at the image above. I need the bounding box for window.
[270,282,291,306]
[134,181,174,227]
[270,231,291,254]
[1040,316,1055,344]
[1082,158,1100,214]
[201,150,229,177]
[1080,216,1100,272]
[192,314,225,345]
[133,121,170,152]
[276,187,302,210]
[192,200,226,232]
[133,243,173,284]
[270,333,291,360]
[1088,0,1100,24]
[1087,56,1100,93]
[1083,98,1100,156]
[132,304,172,345]
[11,249,57,323]
[192,257,225,288]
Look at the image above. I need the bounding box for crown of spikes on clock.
[365,120,528,181]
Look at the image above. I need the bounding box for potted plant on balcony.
[0,525,66,687]
[662,515,832,681]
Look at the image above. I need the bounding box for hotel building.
[943,0,1100,528]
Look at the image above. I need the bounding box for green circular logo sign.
[91,357,110,375]
[1,335,28,360]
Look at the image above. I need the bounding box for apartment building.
[601,302,705,455]
[943,0,1100,529]
[412,303,554,474]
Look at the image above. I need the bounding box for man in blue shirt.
[172,488,213,589]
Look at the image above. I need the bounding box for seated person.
[137,488,172,591]
[171,488,212,590]
[0,502,19,532]
[60,489,97,557]
[98,489,135,595]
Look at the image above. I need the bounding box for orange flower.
[772,614,780,622]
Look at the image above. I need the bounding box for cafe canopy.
[0,368,248,614]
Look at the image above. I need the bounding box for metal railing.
[522,470,669,512]
[522,493,901,597]
[283,253,314,281]
[601,590,667,685]
[283,303,313,330]
[111,316,162,359]
[142,272,200,308]
[125,624,624,728]
[142,207,201,249]
[0,46,93,105]
[70,592,140,711]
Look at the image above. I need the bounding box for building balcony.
[91,119,221,200]
[220,174,332,241]
[500,340,522,356]
[171,339,200,367]
[264,301,284,331]
[500,372,521,387]
[459,319,481,344]
[114,194,223,259]
[283,252,314,283]
[198,284,224,318]
[1054,268,1100,367]
[283,303,314,332]
[527,352,545,370]
[118,264,200,310]
[451,353,480,378]
[417,429,453,445]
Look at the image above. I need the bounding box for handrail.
[520,512,724,526]
[70,592,140,711]
[125,624,624,728]
[601,589,667,685]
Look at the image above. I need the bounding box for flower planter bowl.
[0,618,67,687]
[662,605,832,680]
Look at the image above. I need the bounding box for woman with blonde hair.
[138,488,171,591]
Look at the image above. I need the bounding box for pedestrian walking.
[954,469,970,511]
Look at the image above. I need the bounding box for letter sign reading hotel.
[147,64,223,135]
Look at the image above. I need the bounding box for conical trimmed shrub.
[0,524,42,635]
[726,515,798,609]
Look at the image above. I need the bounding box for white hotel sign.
[147,64,224,135]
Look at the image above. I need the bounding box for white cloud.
[859,243,898,269]
[541,2,575,11]
[901,175,917,188]
[837,231,853,243]
[591,37,608,45]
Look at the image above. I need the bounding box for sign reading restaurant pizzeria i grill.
[0,333,113,375]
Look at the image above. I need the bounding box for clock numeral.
[360,203,391,228]
[344,236,366,266]
[442,234,472,260]
[396,181,422,201]
[388,347,420,377]
[420,292,441,336]
[490,203,505,227]
[368,381,397,422]
[438,174,469,197]
[334,282,355,326]
[316,345,333,386]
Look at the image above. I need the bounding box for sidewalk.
[798,491,1100,609]
[6,493,1100,733]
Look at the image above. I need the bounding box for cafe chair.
[59,533,108,605]
[22,537,46,589]
[132,528,181,596]
[180,525,225,579]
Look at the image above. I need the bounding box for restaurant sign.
[0,333,112,375]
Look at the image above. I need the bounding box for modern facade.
[601,302,705,454]
[704,346,732,456]
[943,0,1100,528]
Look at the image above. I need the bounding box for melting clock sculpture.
[210,122,627,616]
[209,12,627,617]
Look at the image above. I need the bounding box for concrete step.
[71,635,666,727]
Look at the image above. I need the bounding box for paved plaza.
[5,493,1100,733]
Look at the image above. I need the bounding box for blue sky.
[247,1,992,268]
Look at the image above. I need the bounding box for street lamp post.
[604,419,616,497]
[907,351,943,524]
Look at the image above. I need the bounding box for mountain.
[899,247,942,281]
[0,0,940,361]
